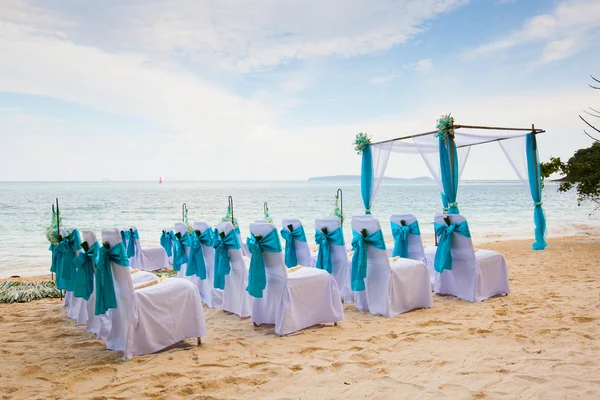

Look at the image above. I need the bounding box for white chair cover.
[59,228,70,309]
[430,214,510,302]
[102,228,206,360]
[215,221,253,318]
[65,226,88,326]
[163,227,174,265]
[314,217,353,303]
[281,218,315,267]
[129,226,169,271]
[249,222,343,335]
[351,216,433,318]
[389,214,432,288]
[185,221,223,308]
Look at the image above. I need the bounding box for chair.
[281,218,315,267]
[82,230,159,340]
[248,222,343,335]
[63,226,88,325]
[215,221,253,318]
[431,214,509,302]
[389,214,432,286]
[126,226,169,271]
[351,216,432,317]
[102,228,206,360]
[160,227,175,265]
[314,217,353,303]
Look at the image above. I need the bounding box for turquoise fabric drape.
[160,230,174,257]
[172,232,191,272]
[526,133,547,250]
[49,243,58,273]
[350,229,386,291]
[126,230,139,258]
[186,229,214,279]
[390,221,421,258]
[433,221,471,273]
[315,227,345,274]
[246,229,282,298]
[360,144,373,214]
[94,242,130,316]
[438,136,460,214]
[73,241,100,301]
[58,229,82,291]
[280,225,307,268]
[213,229,241,290]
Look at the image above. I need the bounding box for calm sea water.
[0,181,598,278]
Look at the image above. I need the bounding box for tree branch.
[580,114,600,135]
[591,75,600,90]
[583,129,600,142]
[583,109,600,118]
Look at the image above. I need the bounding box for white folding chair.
[249,222,343,335]
[102,228,206,360]
[281,218,315,267]
[128,226,169,271]
[64,226,88,325]
[431,214,510,302]
[351,216,432,317]
[215,221,253,318]
[314,217,353,303]
[389,214,432,287]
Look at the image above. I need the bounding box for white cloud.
[412,59,434,74]
[370,71,402,85]
[464,0,600,63]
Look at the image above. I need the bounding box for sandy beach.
[1,236,599,399]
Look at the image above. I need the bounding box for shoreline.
[1,235,599,398]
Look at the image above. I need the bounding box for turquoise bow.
[172,231,191,272]
[280,225,307,268]
[246,229,282,298]
[213,229,241,290]
[127,230,139,258]
[58,229,82,291]
[186,229,214,279]
[49,243,59,273]
[391,221,421,258]
[351,229,386,291]
[73,241,100,301]
[95,242,130,316]
[433,221,471,273]
[315,227,345,274]
[160,230,174,257]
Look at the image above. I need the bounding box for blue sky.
[1,0,599,181]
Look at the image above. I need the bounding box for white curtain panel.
[498,136,531,197]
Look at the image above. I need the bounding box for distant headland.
[308,175,434,183]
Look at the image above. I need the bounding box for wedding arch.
[353,115,547,250]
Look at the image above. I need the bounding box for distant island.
[308,175,434,183]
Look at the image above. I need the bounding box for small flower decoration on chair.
[330,194,344,225]
[435,114,455,144]
[264,205,273,224]
[184,206,193,234]
[353,132,371,155]
[221,205,239,228]
[45,209,62,245]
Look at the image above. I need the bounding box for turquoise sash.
[95,242,130,316]
[49,243,58,273]
[127,230,139,258]
[315,227,345,274]
[433,221,471,273]
[186,229,214,279]
[213,229,241,289]
[351,229,386,291]
[58,229,82,291]
[391,220,421,258]
[246,229,282,298]
[172,232,191,272]
[160,230,174,257]
[280,226,307,268]
[73,241,100,301]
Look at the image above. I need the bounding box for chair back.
[249,222,288,282]
[315,217,347,268]
[350,216,390,270]
[215,221,244,264]
[281,218,312,266]
[82,231,97,248]
[193,221,215,269]
[390,214,425,262]
[433,214,476,266]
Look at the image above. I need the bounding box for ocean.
[0,180,598,278]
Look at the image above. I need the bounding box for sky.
[0,0,599,181]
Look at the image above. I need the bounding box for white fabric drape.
[498,136,531,196]
[370,141,393,207]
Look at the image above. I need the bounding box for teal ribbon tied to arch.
[433,221,471,273]
[280,225,307,268]
[94,242,130,316]
[58,229,82,291]
[315,227,345,274]
[246,229,282,298]
[350,229,386,291]
[73,241,100,301]
[160,230,174,257]
[186,229,214,280]
[172,231,191,272]
[390,221,421,258]
[212,229,241,290]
